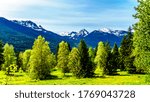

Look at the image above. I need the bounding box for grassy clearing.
[0,69,149,85]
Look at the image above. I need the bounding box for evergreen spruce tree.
[0,40,4,70]
[3,43,17,75]
[67,42,72,51]
[105,42,113,75]
[111,43,119,74]
[78,40,93,78]
[57,41,70,75]
[119,27,135,73]
[94,42,108,76]
[120,35,128,70]
[88,47,96,76]
[29,36,53,80]
[133,0,150,73]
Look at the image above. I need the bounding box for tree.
[22,49,31,72]
[16,52,23,71]
[133,0,150,73]
[94,42,108,76]
[119,27,135,73]
[78,40,94,78]
[111,43,119,74]
[2,43,17,75]
[0,40,4,70]
[29,36,54,80]
[105,42,113,75]
[49,53,57,70]
[88,47,96,76]
[88,47,95,62]
[57,41,70,75]
[67,48,80,77]
[119,35,127,70]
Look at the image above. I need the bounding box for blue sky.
[0,0,137,33]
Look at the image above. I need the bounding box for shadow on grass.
[109,73,130,76]
[94,76,108,78]
[44,75,62,80]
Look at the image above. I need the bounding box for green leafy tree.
[88,47,96,76]
[94,42,108,76]
[2,43,17,75]
[133,0,150,73]
[57,41,70,75]
[29,36,54,80]
[88,47,95,62]
[49,53,57,70]
[22,49,31,72]
[0,40,4,70]
[67,48,80,77]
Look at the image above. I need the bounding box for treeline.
[0,27,140,80]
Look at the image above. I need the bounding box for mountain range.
[0,17,128,52]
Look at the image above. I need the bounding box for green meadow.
[0,69,149,85]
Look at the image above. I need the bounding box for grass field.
[0,69,149,85]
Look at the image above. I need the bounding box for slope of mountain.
[0,17,74,52]
[0,17,128,52]
[12,20,46,32]
[84,30,125,47]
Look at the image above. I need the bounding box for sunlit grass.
[0,69,149,85]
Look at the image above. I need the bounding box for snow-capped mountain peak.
[78,29,89,36]
[59,29,89,39]
[11,20,46,32]
[59,32,70,36]
[98,28,128,36]
[99,28,112,33]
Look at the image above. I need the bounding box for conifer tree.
[29,36,53,80]
[3,43,17,75]
[133,0,150,73]
[94,42,108,76]
[0,40,4,70]
[119,35,127,70]
[105,42,113,75]
[120,27,135,73]
[57,41,70,75]
[78,40,93,78]
[112,43,119,71]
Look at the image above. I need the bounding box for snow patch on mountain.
[99,28,128,36]
[11,20,46,32]
[100,28,112,33]
[59,29,89,39]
